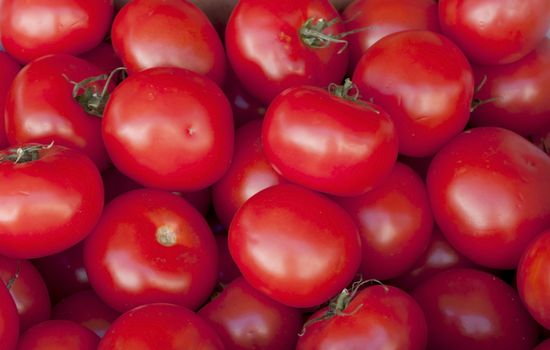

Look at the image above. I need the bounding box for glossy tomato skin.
[335,162,433,280]
[297,285,427,350]
[412,268,539,350]
[0,144,104,259]
[0,0,113,63]
[470,38,550,136]
[99,303,224,350]
[0,276,19,350]
[427,127,550,269]
[84,189,218,313]
[439,0,550,65]
[5,54,111,170]
[16,320,99,350]
[228,184,362,308]
[102,67,234,192]
[517,229,550,330]
[0,52,19,148]
[111,0,226,85]
[263,85,398,196]
[353,30,474,157]
[226,0,349,104]
[198,277,303,350]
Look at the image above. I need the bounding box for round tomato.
[0,276,19,350]
[228,183,362,308]
[0,52,19,148]
[0,144,104,259]
[16,320,99,350]
[102,66,234,192]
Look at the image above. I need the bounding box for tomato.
[51,290,120,337]
[228,183,361,308]
[262,83,398,196]
[0,144,104,259]
[517,229,550,330]
[297,284,427,350]
[225,0,349,104]
[0,275,19,350]
[213,120,286,228]
[198,277,303,350]
[335,162,433,280]
[111,0,226,85]
[16,319,99,350]
[438,0,550,65]
[426,127,550,269]
[0,0,113,63]
[353,30,474,157]
[5,54,111,170]
[102,66,234,192]
[470,38,550,136]
[342,0,440,71]
[99,303,224,350]
[412,268,539,350]
[84,189,218,313]
[0,52,19,149]
[0,257,50,331]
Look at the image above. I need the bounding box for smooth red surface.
[0,52,20,148]
[17,320,99,350]
[79,42,124,73]
[535,339,550,350]
[0,279,19,350]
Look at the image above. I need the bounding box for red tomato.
[16,320,99,350]
[470,38,550,136]
[99,303,224,350]
[0,0,113,63]
[111,0,226,85]
[198,277,303,350]
[438,0,550,65]
[342,0,440,71]
[335,162,433,280]
[5,54,111,170]
[353,30,474,157]
[228,184,362,308]
[84,189,218,312]
[297,284,427,350]
[213,120,286,228]
[427,127,550,269]
[517,229,550,330]
[0,257,50,331]
[225,0,349,104]
[0,144,104,259]
[0,275,19,350]
[262,84,398,196]
[0,52,19,148]
[412,268,539,350]
[102,67,234,192]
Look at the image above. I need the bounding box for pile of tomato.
[0,0,549,349]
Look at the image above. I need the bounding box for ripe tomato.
[0,276,19,350]
[412,268,539,350]
[102,67,234,192]
[16,320,99,350]
[0,0,113,63]
[84,189,218,313]
[262,84,398,196]
[111,0,226,85]
[0,144,104,259]
[438,0,550,65]
[228,183,362,308]
[0,52,19,148]
[353,30,474,157]
[427,127,550,269]
[99,303,224,350]
[225,0,349,104]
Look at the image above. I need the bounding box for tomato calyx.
[299,17,369,54]
[329,78,380,114]
[4,261,22,291]
[0,141,54,164]
[470,75,500,112]
[156,225,178,247]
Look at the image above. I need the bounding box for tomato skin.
[198,277,303,350]
[517,229,550,330]
[102,67,234,192]
[0,144,104,259]
[412,268,539,350]
[0,52,19,149]
[353,30,474,157]
[297,285,427,350]
[262,85,398,196]
[439,0,550,65]
[5,54,111,170]
[84,189,218,313]
[16,319,99,350]
[427,127,550,269]
[111,0,226,85]
[229,183,361,308]
[0,274,19,350]
[335,162,433,280]
[225,0,348,105]
[0,0,113,63]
